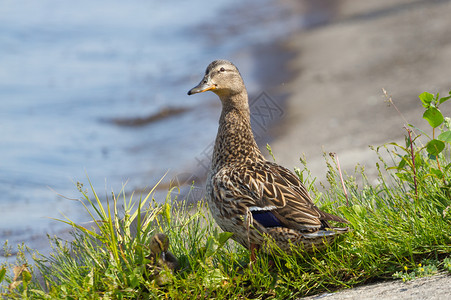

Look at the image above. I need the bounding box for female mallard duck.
[188,60,348,261]
[146,233,179,285]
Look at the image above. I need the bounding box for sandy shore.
[271,0,451,184]
[267,0,451,298]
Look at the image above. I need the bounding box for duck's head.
[149,233,169,258]
[187,60,245,99]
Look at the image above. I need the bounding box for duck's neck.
[211,91,264,169]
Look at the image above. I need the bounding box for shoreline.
[0,0,312,257]
[271,0,451,186]
[270,1,451,299]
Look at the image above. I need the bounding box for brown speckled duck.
[146,233,179,285]
[188,60,348,262]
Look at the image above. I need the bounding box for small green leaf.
[0,267,6,283]
[426,139,445,156]
[204,236,217,258]
[423,107,444,128]
[430,168,444,179]
[398,156,408,170]
[439,95,451,105]
[22,268,31,284]
[216,232,234,248]
[419,92,434,108]
[437,131,451,143]
[352,205,366,217]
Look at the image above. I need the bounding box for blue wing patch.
[252,210,282,228]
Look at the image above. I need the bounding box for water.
[0,0,331,255]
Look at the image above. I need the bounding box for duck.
[187,60,348,262]
[145,233,179,285]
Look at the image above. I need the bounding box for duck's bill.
[187,82,216,95]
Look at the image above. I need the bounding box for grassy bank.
[1,91,451,299]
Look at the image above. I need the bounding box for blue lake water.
[0,0,333,254]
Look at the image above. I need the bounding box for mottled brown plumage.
[188,60,348,258]
[146,233,179,285]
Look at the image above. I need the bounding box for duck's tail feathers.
[321,211,349,224]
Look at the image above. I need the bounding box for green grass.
[1,90,451,299]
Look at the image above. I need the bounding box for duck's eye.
[220,67,225,72]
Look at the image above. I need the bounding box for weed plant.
[1,91,450,299]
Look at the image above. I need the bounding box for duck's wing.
[264,161,348,227]
[212,161,347,232]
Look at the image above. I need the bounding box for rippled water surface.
[0,0,329,254]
